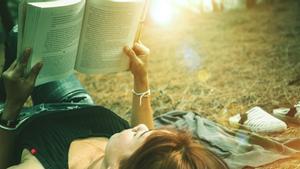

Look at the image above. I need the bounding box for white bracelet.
[0,111,17,130]
[132,89,151,106]
[0,111,28,131]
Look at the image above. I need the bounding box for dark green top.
[16,106,130,169]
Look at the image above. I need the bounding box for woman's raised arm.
[0,49,42,168]
[124,42,154,129]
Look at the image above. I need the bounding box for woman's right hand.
[1,48,42,120]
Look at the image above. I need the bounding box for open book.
[18,0,146,85]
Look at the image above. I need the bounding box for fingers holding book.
[2,48,43,114]
[124,42,150,81]
[133,41,150,56]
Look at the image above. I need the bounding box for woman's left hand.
[124,42,150,83]
[2,48,42,119]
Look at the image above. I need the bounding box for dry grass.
[77,0,300,168]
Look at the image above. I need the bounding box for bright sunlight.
[149,0,174,25]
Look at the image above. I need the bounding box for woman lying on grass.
[0,42,228,169]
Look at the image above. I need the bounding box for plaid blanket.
[154,111,300,169]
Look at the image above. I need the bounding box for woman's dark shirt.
[15,106,130,169]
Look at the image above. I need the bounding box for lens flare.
[182,43,202,71]
[150,0,174,25]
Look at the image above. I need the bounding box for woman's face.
[104,124,152,166]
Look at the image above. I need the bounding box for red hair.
[119,128,228,169]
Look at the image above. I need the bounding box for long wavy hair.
[119,128,229,169]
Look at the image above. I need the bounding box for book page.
[21,0,85,86]
[18,0,60,60]
[75,0,145,74]
[18,0,34,58]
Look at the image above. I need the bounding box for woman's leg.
[31,74,94,105]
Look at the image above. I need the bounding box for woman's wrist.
[133,75,149,92]
[1,111,18,121]
[2,102,22,121]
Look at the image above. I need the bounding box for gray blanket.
[154,111,300,169]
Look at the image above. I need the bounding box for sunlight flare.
[149,0,174,25]
[182,42,202,71]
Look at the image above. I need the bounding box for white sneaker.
[273,102,300,124]
[229,106,287,133]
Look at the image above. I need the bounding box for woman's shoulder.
[7,149,45,169]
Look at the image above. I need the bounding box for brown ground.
[0,0,299,168]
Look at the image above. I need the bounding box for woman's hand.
[124,42,150,93]
[124,42,150,85]
[1,48,42,120]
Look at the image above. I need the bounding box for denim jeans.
[0,25,94,118]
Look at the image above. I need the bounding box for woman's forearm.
[0,48,42,168]
[0,129,16,168]
[123,43,153,128]
[131,76,154,129]
[2,102,22,121]
[0,107,18,169]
